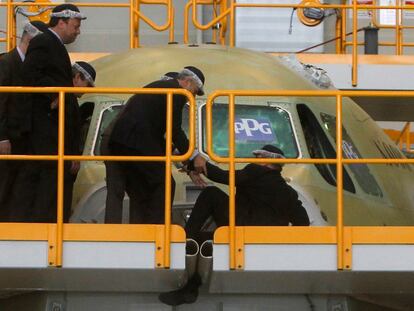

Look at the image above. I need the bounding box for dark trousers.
[109,142,175,224]
[185,186,229,243]
[0,136,32,222]
[104,160,142,224]
[8,161,76,222]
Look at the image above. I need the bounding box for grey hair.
[177,69,203,89]
[177,71,193,81]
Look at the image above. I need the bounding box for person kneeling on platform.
[158,144,310,306]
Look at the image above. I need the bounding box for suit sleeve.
[205,162,260,186]
[171,95,189,154]
[22,36,57,101]
[0,57,10,140]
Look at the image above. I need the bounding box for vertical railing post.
[184,1,191,43]
[130,0,135,48]
[6,0,12,51]
[56,91,66,267]
[228,93,236,269]
[406,122,411,152]
[163,92,173,269]
[341,5,347,53]
[336,94,344,270]
[136,0,140,47]
[220,0,228,45]
[229,0,235,47]
[396,0,402,55]
[352,0,358,86]
[169,2,175,43]
[335,11,342,54]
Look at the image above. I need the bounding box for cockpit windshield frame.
[198,101,301,160]
[90,99,124,156]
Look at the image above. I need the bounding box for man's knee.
[196,186,227,206]
[199,186,223,199]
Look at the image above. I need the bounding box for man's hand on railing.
[193,154,207,174]
[188,170,208,188]
[0,140,11,155]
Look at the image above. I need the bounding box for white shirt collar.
[16,46,25,62]
[48,28,64,44]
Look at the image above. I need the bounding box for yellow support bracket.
[155,225,165,268]
[47,224,57,267]
[343,227,353,270]
[235,227,245,270]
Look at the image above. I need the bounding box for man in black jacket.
[8,60,95,222]
[185,144,310,244]
[102,72,179,224]
[159,145,310,306]
[18,3,87,222]
[109,66,207,224]
[0,21,48,221]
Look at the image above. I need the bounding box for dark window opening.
[297,104,356,193]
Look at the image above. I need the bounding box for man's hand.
[193,154,207,174]
[188,171,208,188]
[70,161,80,175]
[50,98,59,110]
[0,140,11,155]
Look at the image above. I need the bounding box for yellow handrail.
[393,122,414,153]
[335,94,344,269]
[184,0,225,44]
[2,87,414,271]
[0,1,174,50]
[0,86,195,268]
[206,89,414,270]
[132,0,173,48]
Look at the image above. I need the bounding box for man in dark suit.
[159,145,310,306]
[102,72,179,224]
[19,3,87,223]
[8,60,96,222]
[0,21,48,221]
[108,66,207,224]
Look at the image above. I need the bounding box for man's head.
[49,4,86,44]
[72,61,96,97]
[252,145,285,170]
[20,21,48,52]
[177,66,205,96]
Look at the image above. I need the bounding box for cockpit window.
[320,113,383,197]
[297,104,356,193]
[201,104,299,158]
[93,103,123,155]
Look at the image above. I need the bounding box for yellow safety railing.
[206,89,414,271]
[185,1,414,86]
[184,0,228,45]
[395,122,414,153]
[131,0,175,48]
[0,86,195,268]
[1,87,414,271]
[0,0,174,50]
[342,0,414,56]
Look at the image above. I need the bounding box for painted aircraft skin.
[71,44,414,226]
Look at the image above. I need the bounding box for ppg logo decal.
[234,118,275,142]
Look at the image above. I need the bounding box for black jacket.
[22,29,80,155]
[0,48,31,141]
[205,162,310,226]
[109,79,189,155]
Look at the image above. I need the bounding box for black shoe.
[158,274,201,306]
